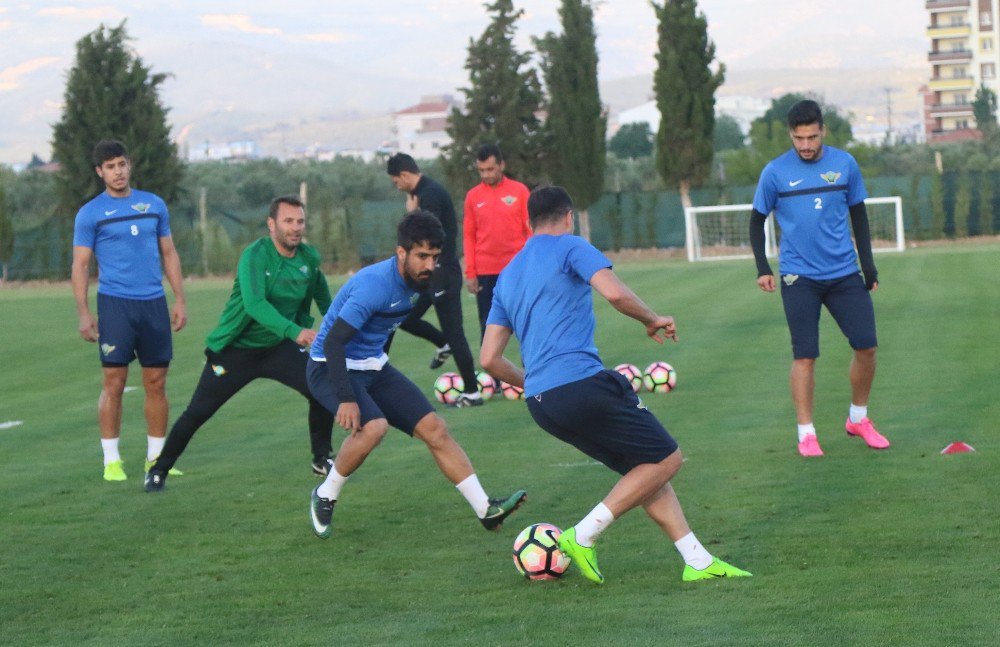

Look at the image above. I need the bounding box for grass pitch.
[1,244,997,646]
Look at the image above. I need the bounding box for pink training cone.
[940,442,976,455]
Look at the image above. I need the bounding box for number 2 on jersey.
[814,198,823,210]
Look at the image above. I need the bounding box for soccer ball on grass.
[643,361,677,393]
[512,523,571,580]
[613,363,643,392]
[433,372,464,405]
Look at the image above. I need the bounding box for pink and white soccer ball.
[475,370,498,399]
[433,372,465,404]
[642,361,677,393]
[500,381,524,400]
[613,363,643,392]
[512,523,571,580]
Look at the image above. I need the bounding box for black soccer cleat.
[144,469,167,493]
[310,487,335,539]
[453,392,485,408]
[429,344,452,369]
[480,489,527,531]
[312,457,335,477]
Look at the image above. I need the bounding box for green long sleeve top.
[205,237,332,352]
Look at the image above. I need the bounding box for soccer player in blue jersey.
[71,140,187,482]
[750,100,889,457]
[306,210,525,539]
[480,185,751,585]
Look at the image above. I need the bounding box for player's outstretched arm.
[590,269,678,343]
[749,210,775,292]
[71,245,98,342]
[158,235,187,331]
[480,324,525,387]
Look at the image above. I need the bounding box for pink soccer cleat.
[797,434,824,457]
[845,418,890,449]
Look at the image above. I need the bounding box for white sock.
[797,423,816,443]
[317,465,349,501]
[674,531,714,570]
[456,474,490,518]
[574,502,615,547]
[849,404,868,424]
[101,438,121,465]
[147,435,165,462]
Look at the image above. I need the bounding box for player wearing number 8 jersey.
[750,99,889,457]
[71,139,187,482]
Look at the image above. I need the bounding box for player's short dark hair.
[268,195,305,220]
[527,185,574,229]
[386,153,420,176]
[397,210,444,251]
[476,143,504,163]
[92,140,128,166]
[787,100,824,129]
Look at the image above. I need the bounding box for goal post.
[684,196,905,262]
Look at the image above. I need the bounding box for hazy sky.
[0,1,928,163]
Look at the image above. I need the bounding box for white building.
[186,140,260,162]
[925,0,1000,141]
[391,95,458,160]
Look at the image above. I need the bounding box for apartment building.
[925,0,1000,141]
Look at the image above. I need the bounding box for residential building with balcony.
[925,0,1000,141]
[390,95,459,160]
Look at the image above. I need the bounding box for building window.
[982,11,993,28]
[956,120,969,129]
[984,63,997,79]
[983,37,994,51]
[954,94,968,105]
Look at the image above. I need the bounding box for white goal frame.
[683,196,905,262]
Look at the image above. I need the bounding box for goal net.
[684,196,905,262]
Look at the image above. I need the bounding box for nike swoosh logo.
[476,201,487,208]
[390,300,403,307]
[789,179,803,187]
[104,210,117,215]
[434,290,446,297]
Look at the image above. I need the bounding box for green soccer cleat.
[103,459,127,482]
[480,489,527,531]
[557,527,604,584]
[145,459,183,476]
[682,557,753,582]
[310,487,335,539]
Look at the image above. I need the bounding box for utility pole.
[884,86,894,145]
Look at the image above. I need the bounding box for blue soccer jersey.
[73,190,171,299]
[752,146,868,280]
[311,257,417,366]
[488,234,612,396]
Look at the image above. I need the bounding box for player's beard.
[404,270,433,292]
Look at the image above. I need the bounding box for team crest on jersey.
[211,364,227,377]
[100,343,116,355]
[783,274,799,286]
[131,202,151,213]
[502,195,517,205]
[299,265,309,275]
[410,293,420,305]
[820,171,841,184]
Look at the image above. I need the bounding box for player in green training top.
[144,196,335,492]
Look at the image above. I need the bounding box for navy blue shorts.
[780,272,877,360]
[307,359,434,435]
[96,293,172,367]
[525,369,679,475]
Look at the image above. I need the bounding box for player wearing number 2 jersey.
[750,100,889,458]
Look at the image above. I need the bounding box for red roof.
[395,101,451,115]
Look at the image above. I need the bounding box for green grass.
[1,245,998,646]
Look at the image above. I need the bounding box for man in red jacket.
[463,144,532,338]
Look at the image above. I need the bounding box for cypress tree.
[651,0,725,210]
[52,21,183,274]
[442,0,545,190]
[536,0,606,240]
